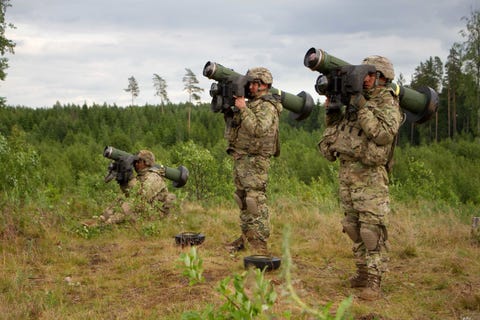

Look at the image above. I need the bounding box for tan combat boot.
[358,274,382,301]
[349,263,368,288]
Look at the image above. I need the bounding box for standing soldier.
[319,56,403,300]
[225,67,282,254]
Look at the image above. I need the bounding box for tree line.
[1,102,480,207]
[1,2,479,144]
[1,3,480,210]
[403,9,480,144]
[109,9,480,146]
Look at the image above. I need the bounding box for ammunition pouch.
[318,125,339,162]
[331,123,391,166]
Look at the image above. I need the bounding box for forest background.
[1,3,480,320]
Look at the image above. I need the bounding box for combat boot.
[358,274,382,301]
[225,235,246,253]
[349,263,368,288]
[248,239,268,255]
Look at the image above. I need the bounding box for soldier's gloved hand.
[349,93,367,111]
[234,96,246,110]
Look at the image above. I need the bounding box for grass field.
[1,198,480,319]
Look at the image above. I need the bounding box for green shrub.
[0,128,42,203]
[172,140,231,201]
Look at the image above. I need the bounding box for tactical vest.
[226,94,282,157]
[328,87,398,166]
[137,166,164,182]
[136,166,167,203]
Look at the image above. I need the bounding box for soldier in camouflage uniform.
[99,150,176,225]
[225,67,282,254]
[318,56,402,300]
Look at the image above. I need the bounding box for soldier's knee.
[234,190,246,210]
[245,196,259,215]
[342,216,361,243]
[360,223,382,251]
[245,190,267,216]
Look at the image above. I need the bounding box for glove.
[349,93,367,111]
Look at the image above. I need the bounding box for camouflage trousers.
[233,154,271,242]
[100,200,132,225]
[339,160,390,276]
[153,191,177,216]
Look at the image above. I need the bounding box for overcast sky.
[1,0,478,108]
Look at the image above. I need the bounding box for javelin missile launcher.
[103,146,189,188]
[303,48,438,124]
[203,61,314,121]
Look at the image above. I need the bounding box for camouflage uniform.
[100,150,176,224]
[225,67,282,252]
[129,165,176,215]
[319,56,402,299]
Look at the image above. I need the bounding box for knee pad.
[234,190,246,210]
[341,218,360,243]
[245,196,259,216]
[360,223,381,251]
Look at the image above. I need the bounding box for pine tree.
[124,76,140,106]
[182,68,204,135]
[460,9,480,135]
[153,73,170,113]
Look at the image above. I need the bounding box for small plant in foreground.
[177,246,204,286]
[182,227,353,320]
[182,268,278,320]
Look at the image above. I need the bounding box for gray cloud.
[1,0,478,108]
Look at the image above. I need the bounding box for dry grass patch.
[1,200,480,319]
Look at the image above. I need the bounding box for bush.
[391,143,480,205]
[172,140,232,201]
[0,128,42,203]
